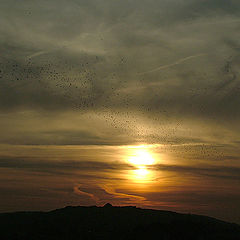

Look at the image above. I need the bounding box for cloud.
[73,185,99,202]
[1,155,239,182]
[100,184,146,202]
[0,0,240,165]
[138,53,207,75]
[152,164,240,181]
[0,156,134,175]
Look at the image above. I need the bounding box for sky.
[0,0,240,224]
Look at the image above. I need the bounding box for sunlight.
[128,148,155,166]
[133,166,149,179]
[126,146,156,182]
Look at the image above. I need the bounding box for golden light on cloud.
[133,166,149,179]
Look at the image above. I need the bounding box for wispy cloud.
[100,184,146,202]
[153,164,240,180]
[138,54,207,75]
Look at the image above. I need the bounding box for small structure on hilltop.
[103,203,113,208]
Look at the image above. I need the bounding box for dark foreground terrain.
[1,204,240,240]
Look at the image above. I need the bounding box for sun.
[133,166,149,178]
[125,146,157,181]
[128,149,155,166]
[127,147,156,182]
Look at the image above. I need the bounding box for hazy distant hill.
[1,204,240,240]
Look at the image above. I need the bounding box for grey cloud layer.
[1,0,240,146]
[1,156,240,181]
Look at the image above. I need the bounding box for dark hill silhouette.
[1,205,240,240]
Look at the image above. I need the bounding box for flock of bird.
[0,48,238,159]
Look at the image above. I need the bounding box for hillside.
[1,204,240,240]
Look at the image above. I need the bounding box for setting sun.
[126,147,156,182]
[128,149,155,166]
[133,166,149,178]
